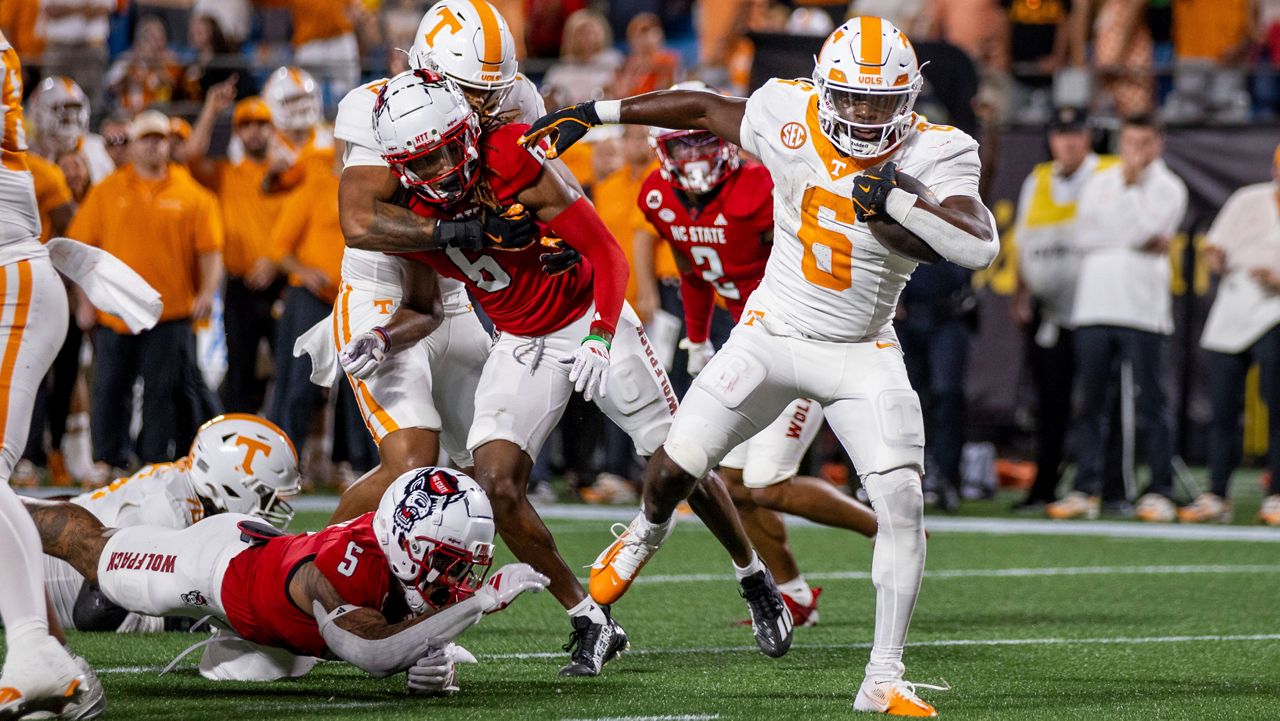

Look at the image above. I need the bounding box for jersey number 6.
[445,247,512,293]
[798,186,855,291]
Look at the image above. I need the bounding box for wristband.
[371,326,391,352]
[582,333,611,350]
[594,100,621,124]
[885,187,919,224]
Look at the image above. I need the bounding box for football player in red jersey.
[27,467,548,692]
[636,95,879,627]
[368,69,792,665]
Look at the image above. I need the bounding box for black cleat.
[557,607,629,676]
[740,568,793,658]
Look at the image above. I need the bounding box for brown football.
[867,168,942,264]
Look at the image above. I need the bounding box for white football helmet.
[409,0,518,96]
[188,414,302,528]
[812,16,924,158]
[649,81,741,194]
[29,76,90,154]
[373,69,481,205]
[262,66,322,133]
[373,467,496,615]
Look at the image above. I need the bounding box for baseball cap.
[1048,106,1088,132]
[232,97,273,126]
[128,110,170,141]
[169,117,192,140]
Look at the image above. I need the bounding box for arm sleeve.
[679,271,717,344]
[313,597,488,678]
[546,197,629,337]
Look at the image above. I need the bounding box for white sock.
[777,575,813,606]
[862,468,925,681]
[567,596,608,625]
[0,483,51,646]
[733,551,765,581]
[633,510,675,547]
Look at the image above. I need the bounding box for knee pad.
[862,467,925,534]
[742,461,791,489]
[664,430,714,480]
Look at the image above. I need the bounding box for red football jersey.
[639,163,774,329]
[399,123,596,337]
[220,513,391,657]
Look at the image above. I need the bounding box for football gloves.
[518,101,601,159]
[406,648,458,695]
[434,204,537,252]
[475,563,550,615]
[560,335,611,401]
[851,161,899,222]
[679,337,715,377]
[339,327,391,380]
[540,241,582,276]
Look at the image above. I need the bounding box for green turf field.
[9,501,1280,721]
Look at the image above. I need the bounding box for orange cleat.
[1046,491,1099,520]
[853,678,946,717]
[588,513,672,605]
[1177,493,1232,524]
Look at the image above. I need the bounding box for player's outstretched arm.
[23,498,112,583]
[521,91,747,160]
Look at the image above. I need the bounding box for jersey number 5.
[445,247,512,293]
[798,186,855,291]
[336,542,363,577]
[690,246,740,300]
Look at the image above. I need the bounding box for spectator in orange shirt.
[268,145,377,484]
[68,110,225,482]
[185,83,291,414]
[614,13,681,97]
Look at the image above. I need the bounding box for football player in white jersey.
[524,16,998,716]
[30,414,301,633]
[260,66,333,191]
[324,0,548,524]
[28,75,115,183]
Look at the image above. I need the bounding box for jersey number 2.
[336,542,363,577]
[798,186,855,291]
[690,246,740,300]
[445,247,512,293]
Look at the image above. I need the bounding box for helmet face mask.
[373,467,497,615]
[651,130,740,194]
[31,77,90,153]
[374,69,482,206]
[813,17,924,159]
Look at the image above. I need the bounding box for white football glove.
[678,337,715,377]
[406,647,458,695]
[339,327,390,380]
[475,562,550,614]
[559,336,610,402]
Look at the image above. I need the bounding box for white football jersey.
[334,72,545,306]
[0,38,42,254]
[738,78,983,343]
[71,459,205,529]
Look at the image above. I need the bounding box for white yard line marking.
[486,633,1280,661]
[560,715,720,721]
[634,563,1280,584]
[95,633,1280,675]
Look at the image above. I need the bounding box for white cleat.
[853,676,948,717]
[0,636,87,720]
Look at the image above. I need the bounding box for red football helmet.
[649,81,740,194]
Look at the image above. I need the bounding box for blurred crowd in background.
[2,0,1278,525]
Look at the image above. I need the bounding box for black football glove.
[850,161,899,223]
[540,242,582,276]
[433,216,485,252]
[518,102,601,159]
[481,204,537,251]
